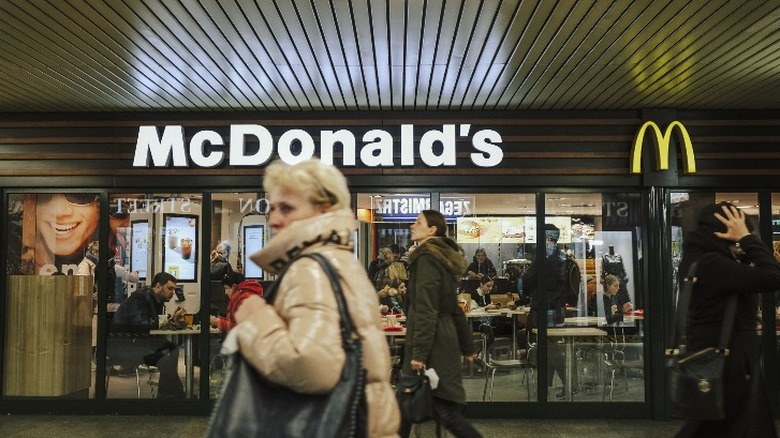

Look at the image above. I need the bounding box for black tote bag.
[206,253,367,438]
[665,260,736,421]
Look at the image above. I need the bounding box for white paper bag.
[425,367,440,390]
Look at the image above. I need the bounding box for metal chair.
[481,327,536,401]
[602,326,643,401]
[135,364,160,398]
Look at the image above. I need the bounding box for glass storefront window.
[444,193,538,402]
[4,192,100,398]
[105,193,203,399]
[356,193,432,284]
[541,193,645,403]
[208,192,266,399]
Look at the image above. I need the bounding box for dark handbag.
[396,372,435,423]
[206,253,367,438]
[665,260,737,420]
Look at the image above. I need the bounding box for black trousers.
[108,338,185,399]
[399,397,482,438]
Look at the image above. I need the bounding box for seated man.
[109,271,186,399]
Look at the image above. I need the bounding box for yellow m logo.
[630,121,696,174]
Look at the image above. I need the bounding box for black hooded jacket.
[675,202,780,436]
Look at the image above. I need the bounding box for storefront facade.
[1,108,779,419]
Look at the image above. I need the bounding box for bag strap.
[670,260,737,352]
[302,253,358,343]
[263,252,357,344]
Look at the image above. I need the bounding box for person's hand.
[234,295,265,323]
[622,302,633,313]
[714,204,751,242]
[610,304,618,315]
[468,271,477,278]
[379,304,390,315]
[464,353,477,363]
[410,359,425,372]
[173,306,186,318]
[209,315,219,328]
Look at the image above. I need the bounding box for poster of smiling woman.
[6,193,100,276]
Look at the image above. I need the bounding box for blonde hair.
[604,274,620,289]
[378,247,394,262]
[263,159,351,211]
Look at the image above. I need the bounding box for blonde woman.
[232,159,399,437]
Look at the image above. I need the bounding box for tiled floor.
[0,414,687,438]
[462,342,645,403]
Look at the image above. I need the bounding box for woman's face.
[410,213,436,244]
[223,285,235,297]
[606,281,620,296]
[476,251,487,262]
[36,194,99,257]
[267,187,327,234]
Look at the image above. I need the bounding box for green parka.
[403,236,468,404]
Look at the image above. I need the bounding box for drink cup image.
[168,234,178,250]
[180,238,193,259]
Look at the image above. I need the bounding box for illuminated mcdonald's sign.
[630,121,696,174]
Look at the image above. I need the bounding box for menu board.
[130,220,149,280]
[243,224,264,279]
[162,214,198,282]
[456,217,529,244]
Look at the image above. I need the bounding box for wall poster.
[6,193,100,276]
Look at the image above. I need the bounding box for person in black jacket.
[676,202,780,437]
[210,241,233,279]
[465,248,497,280]
[521,223,568,398]
[109,271,186,399]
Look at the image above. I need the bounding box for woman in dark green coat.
[400,210,482,438]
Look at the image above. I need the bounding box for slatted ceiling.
[1,1,780,112]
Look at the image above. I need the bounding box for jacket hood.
[408,237,467,281]
[236,279,265,297]
[679,202,754,278]
[249,208,357,274]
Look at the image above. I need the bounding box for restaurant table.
[539,327,608,401]
[564,315,644,326]
[467,307,529,359]
[383,327,406,345]
[150,327,221,398]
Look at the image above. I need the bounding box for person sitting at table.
[465,247,497,280]
[109,271,186,399]
[602,274,633,325]
[469,276,495,310]
[210,240,233,279]
[377,278,406,315]
[210,269,264,332]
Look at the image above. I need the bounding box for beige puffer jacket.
[235,209,400,437]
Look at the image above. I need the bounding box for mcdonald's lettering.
[630,121,696,174]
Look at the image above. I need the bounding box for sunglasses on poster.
[38,193,98,206]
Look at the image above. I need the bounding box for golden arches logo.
[630,121,696,174]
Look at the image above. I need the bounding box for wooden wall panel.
[0,110,776,189]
